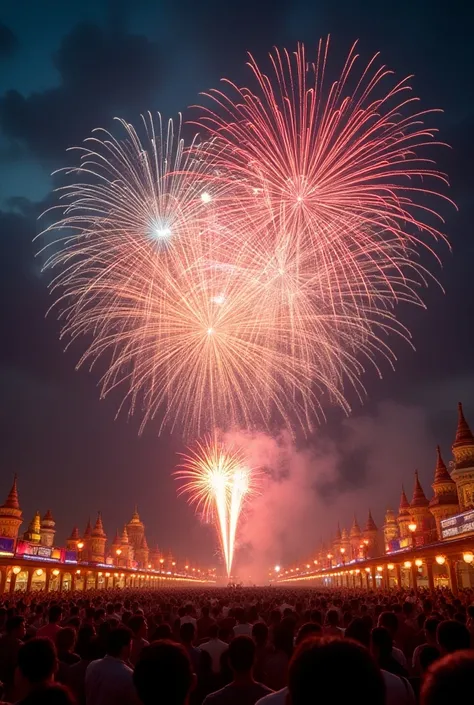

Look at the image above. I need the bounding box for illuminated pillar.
[59,572,64,592]
[26,569,33,592]
[365,570,370,590]
[426,561,435,592]
[0,570,6,594]
[411,563,418,595]
[371,566,377,589]
[447,559,459,596]
[395,564,402,587]
[9,571,17,593]
[45,569,52,593]
[383,565,389,590]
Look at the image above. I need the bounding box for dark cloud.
[0,23,18,59]
[0,23,161,163]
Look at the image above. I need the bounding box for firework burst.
[38,41,453,438]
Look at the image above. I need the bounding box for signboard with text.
[440,510,474,540]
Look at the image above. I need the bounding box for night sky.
[1,1,473,573]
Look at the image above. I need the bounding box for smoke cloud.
[225,401,436,584]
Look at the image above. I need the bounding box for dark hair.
[252,622,268,646]
[6,615,25,634]
[310,609,322,625]
[134,641,193,705]
[106,626,132,657]
[228,636,255,673]
[55,627,76,653]
[75,624,96,660]
[18,638,57,684]
[419,645,441,673]
[327,609,339,627]
[378,611,398,634]
[208,623,219,639]
[289,637,385,705]
[421,650,474,705]
[371,626,393,659]
[19,684,75,705]
[437,620,470,653]
[128,615,146,637]
[424,617,441,637]
[48,606,62,624]
[345,617,371,648]
[295,622,322,646]
[180,621,195,643]
[153,624,173,640]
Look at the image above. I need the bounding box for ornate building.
[349,516,362,559]
[451,402,474,511]
[90,513,107,563]
[40,510,56,548]
[0,476,22,545]
[397,486,411,540]
[126,507,145,554]
[383,508,399,552]
[289,402,474,572]
[429,446,459,538]
[410,470,436,545]
[23,512,41,543]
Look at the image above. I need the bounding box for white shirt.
[85,655,139,705]
[256,688,288,705]
[180,615,197,628]
[200,638,228,673]
[382,670,416,705]
[233,623,253,637]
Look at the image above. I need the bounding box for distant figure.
[180,622,202,674]
[324,610,344,638]
[421,650,474,705]
[203,636,272,705]
[180,605,197,629]
[134,640,194,705]
[412,618,440,674]
[0,615,26,699]
[289,637,385,705]
[200,624,228,674]
[233,609,252,638]
[15,638,58,703]
[37,606,63,641]
[85,626,138,705]
[128,616,149,667]
[436,620,470,655]
[198,606,216,641]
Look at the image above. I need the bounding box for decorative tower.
[118,525,133,567]
[0,476,23,545]
[383,508,400,552]
[349,515,362,559]
[397,486,411,539]
[66,526,80,551]
[363,510,379,557]
[23,511,41,543]
[126,506,145,554]
[82,518,92,560]
[40,509,56,548]
[340,527,350,560]
[111,529,121,556]
[135,534,150,568]
[451,402,474,511]
[332,523,342,558]
[90,512,107,563]
[149,545,162,569]
[430,446,459,539]
[410,470,435,544]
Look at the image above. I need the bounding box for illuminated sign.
[441,510,474,540]
[0,538,15,555]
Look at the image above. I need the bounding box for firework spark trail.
[176,436,256,576]
[38,40,453,440]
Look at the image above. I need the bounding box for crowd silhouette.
[0,586,473,705]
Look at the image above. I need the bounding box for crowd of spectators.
[0,586,473,705]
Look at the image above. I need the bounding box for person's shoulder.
[203,685,229,705]
[256,687,288,705]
